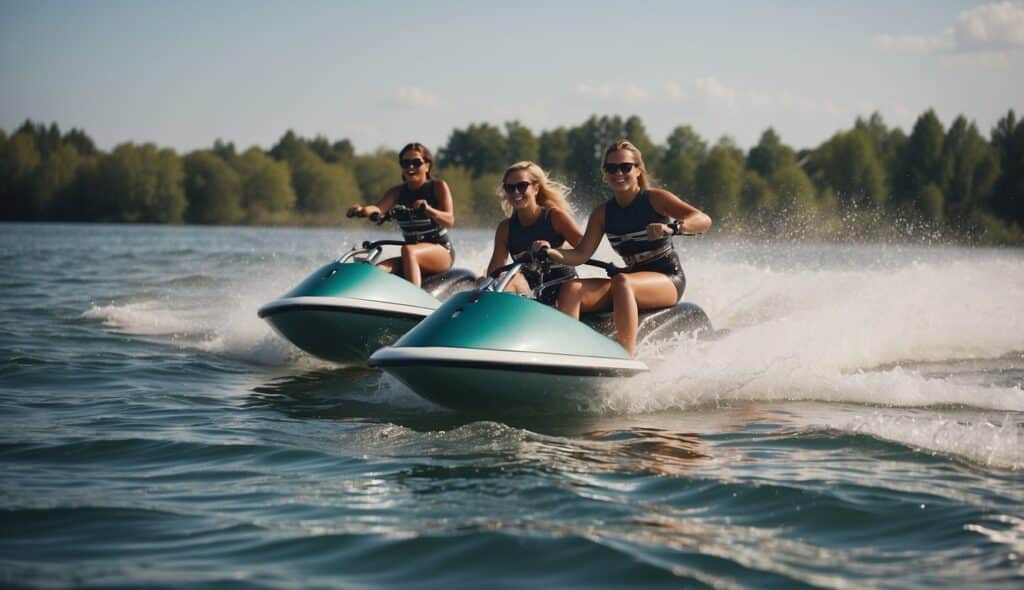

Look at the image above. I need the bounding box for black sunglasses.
[503,181,534,194]
[400,158,425,169]
[603,162,637,175]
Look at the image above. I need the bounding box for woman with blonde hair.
[544,140,712,356]
[484,161,583,305]
[347,142,454,287]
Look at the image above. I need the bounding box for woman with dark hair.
[484,161,583,305]
[544,140,712,356]
[347,143,454,287]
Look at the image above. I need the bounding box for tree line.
[1,109,1022,243]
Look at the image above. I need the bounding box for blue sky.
[2,0,1022,154]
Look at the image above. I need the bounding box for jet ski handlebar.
[346,203,428,224]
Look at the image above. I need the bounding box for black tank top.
[507,208,566,259]
[604,190,676,268]
[394,180,448,244]
[506,208,574,289]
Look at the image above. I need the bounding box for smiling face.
[502,169,538,210]
[399,148,430,183]
[603,149,641,192]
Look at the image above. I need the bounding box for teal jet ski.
[258,205,477,364]
[369,253,711,412]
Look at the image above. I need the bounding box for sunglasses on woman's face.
[603,162,637,175]
[400,158,424,169]
[503,181,534,194]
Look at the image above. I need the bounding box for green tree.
[0,132,42,219]
[436,165,473,225]
[771,164,817,221]
[234,147,296,222]
[539,127,570,177]
[696,139,744,220]
[940,116,1000,222]
[660,125,707,199]
[32,143,83,218]
[438,123,507,176]
[63,128,97,156]
[813,128,888,210]
[747,128,795,178]
[990,109,1024,225]
[96,143,186,223]
[353,149,399,205]
[269,130,304,162]
[211,139,237,162]
[919,183,945,224]
[892,109,945,216]
[504,121,539,164]
[471,171,504,226]
[856,112,905,192]
[740,170,776,220]
[183,150,243,224]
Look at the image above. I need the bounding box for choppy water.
[1,222,1022,589]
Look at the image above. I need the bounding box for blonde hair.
[497,161,572,216]
[602,139,650,190]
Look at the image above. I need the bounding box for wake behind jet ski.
[258,204,477,364]
[369,251,711,412]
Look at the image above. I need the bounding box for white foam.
[838,411,1024,470]
[89,238,1024,417]
[625,252,1024,413]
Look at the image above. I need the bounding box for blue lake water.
[1,222,1022,589]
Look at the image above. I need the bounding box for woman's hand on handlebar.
[647,222,673,240]
[346,205,365,218]
[359,205,382,221]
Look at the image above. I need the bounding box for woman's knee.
[611,273,632,294]
[560,281,582,299]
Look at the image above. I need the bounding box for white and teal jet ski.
[369,253,711,412]
[258,205,477,364]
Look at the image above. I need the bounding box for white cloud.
[663,81,688,101]
[574,82,649,103]
[694,77,737,107]
[393,86,440,108]
[872,31,954,53]
[874,1,1024,55]
[954,0,1024,51]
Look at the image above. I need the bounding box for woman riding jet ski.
[258,143,476,364]
[370,141,713,411]
[547,139,713,357]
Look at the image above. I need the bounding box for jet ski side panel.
[392,291,633,359]
[259,262,442,363]
[282,262,441,308]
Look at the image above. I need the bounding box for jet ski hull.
[371,346,646,412]
[369,291,648,412]
[259,296,432,364]
[258,262,444,364]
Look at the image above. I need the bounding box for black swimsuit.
[394,180,454,263]
[604,190,686,301]
[507,208,577,306]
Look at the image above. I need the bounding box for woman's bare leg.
[610,272,678,356]
[401,243,452,287]
[556,278,613,319]
[503,274,532,296]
